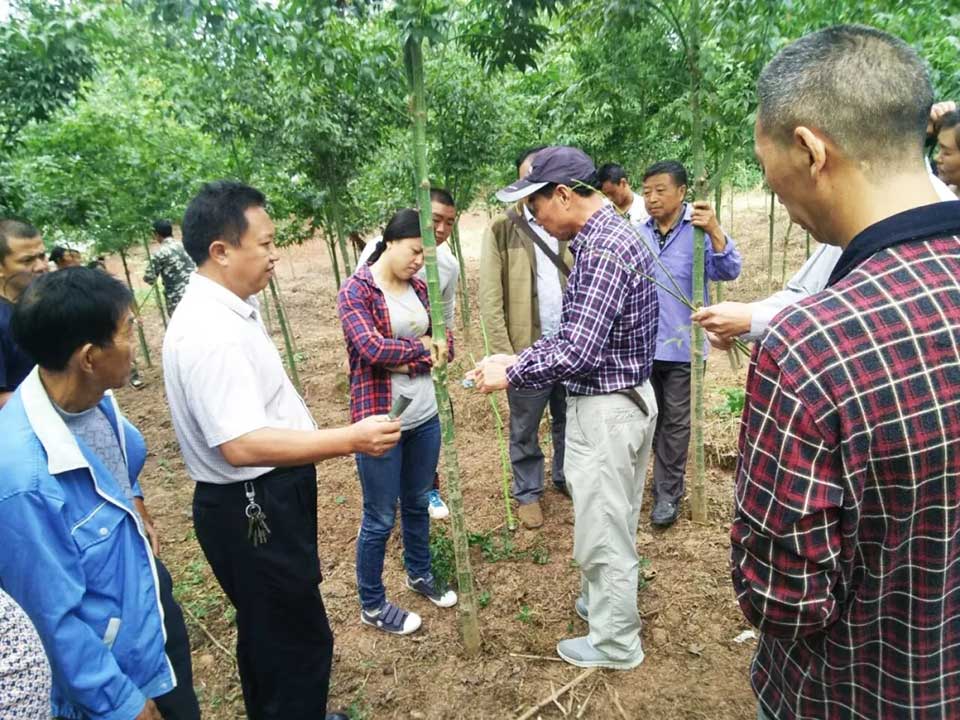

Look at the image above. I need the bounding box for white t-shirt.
[357,240,460,329]
[162,274,316,484]
[373,279,437,431]
[523,205,564,339]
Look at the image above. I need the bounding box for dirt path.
[116,190,803,719]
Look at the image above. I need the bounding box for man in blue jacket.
[0,267,199,719]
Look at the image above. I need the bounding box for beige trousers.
[566,381,657,660]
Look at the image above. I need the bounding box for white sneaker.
[427,490,449,519]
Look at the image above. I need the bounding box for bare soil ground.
[114,190,805,719]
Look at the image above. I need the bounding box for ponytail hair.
[367,208,422,264]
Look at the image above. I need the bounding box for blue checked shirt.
[507,204,659,393]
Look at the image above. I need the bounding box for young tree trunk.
[331,201,353,278]
[728,185,734,235]
[140,237,167,328]
[261,289,275,334]
[805,230,811,259]
[406,33,481,655]
[326,237,342,288]
[687,0,707,524]
[780,221,795,288]
[119,248,152,368]
[268,276,301,394]
[767,191,776,292]
[449,221,472,341]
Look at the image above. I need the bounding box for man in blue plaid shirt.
[734,25,960,720]
[472,146,660,670]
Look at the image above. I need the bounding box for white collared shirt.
[162,274,315,484]
[523,205,564,339]
[626,191,650,228]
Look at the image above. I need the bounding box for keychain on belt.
[244,481,271,547]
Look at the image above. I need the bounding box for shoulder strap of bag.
[507,206,570,278]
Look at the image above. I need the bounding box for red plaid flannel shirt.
[337,264,453,422]
[732,202,960,720]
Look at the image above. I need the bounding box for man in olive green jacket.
[479,146,574,529]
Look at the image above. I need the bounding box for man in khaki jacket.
[479,146,573,529]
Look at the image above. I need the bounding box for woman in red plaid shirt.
[337,209,457,636]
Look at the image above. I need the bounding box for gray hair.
[758,25,932,172]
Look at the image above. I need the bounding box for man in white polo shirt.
[162,181,401,720]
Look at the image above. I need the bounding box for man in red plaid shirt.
[733,25,960,720]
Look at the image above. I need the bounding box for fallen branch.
[515,668,597,720]
[509,653,564,663]
[181,604,236,669]
[576,682,597,719]
[603,680,630,720]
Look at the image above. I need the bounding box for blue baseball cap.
[496,146,598,203]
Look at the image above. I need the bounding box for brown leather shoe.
[517,501,544,529]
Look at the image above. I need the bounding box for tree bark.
[119,248,152,368]
[405,33,481,655]
[687,0,707,524]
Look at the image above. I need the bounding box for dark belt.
[568,386,649,416]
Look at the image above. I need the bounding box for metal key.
[244,482,271,547]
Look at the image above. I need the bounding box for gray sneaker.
[406,575,458,608]
[360,601,422,635]
[574,597,588,622]
[556,635,644,670]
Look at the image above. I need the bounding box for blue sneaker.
[427,490,449,519]
[406,575,458,608]
[360,601,421,635]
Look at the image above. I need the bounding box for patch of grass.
[477,590,492,608]
[638,556,652,592]
[712,386,746,416]
[429,526,455,591]
[347,696,372,720]
[516,604,534,624]
[334,495,347,505]
[530,538,550,565]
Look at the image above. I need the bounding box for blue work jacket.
[0,368,175,720]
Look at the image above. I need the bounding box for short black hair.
[367,208,421,265]
[758,25,932,173]
[597,163,628,186]
[49,246,69,264]
[181,181,266,265]
[12,267,133,372]
[642,161,688,188]
[939,110,959,140]
[429,187,456,208]
[0,219,40,264]
[153,219,173,238]
[515,145,549,173]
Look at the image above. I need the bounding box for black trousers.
[192,465,334,720]
[650,360,692,505]
[154,559,201,719]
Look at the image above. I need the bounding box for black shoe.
[650,499,679,527]
[326,713,349,720]
[554,483,571,498]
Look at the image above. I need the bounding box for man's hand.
[466,355,517,394]
[133,497,160,557]
[928,100,957,135]
[135,699,162,720]
[690,201,725,249]
[350,415,402,456]
[691,301,753,340]
[706,330,735,351]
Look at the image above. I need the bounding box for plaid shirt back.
[337,265,452,423]
[732,204,960,720]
